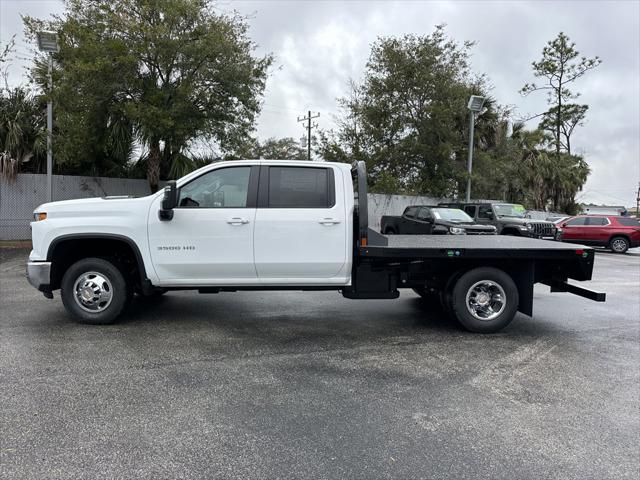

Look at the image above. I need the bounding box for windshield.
[494,204,526,218]
[431,208,473,222]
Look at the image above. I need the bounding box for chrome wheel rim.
[73,271,113,313]
[465,280,506,321]
[612,239,627,252]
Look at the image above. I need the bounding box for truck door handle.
[227,217,249,225]
[319,218,341,225]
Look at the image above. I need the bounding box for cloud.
[2,0,638,206]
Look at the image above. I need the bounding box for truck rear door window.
[404,207,418,218]
[267,166,333,208]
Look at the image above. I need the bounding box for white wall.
[367,193,450,231]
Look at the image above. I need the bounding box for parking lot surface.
[1,248,639,479]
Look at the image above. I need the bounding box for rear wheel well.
[48,237,144,291]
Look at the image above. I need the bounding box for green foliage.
[521,32,600,155]
[0,87,47,179]
[24,0,272,190]
[319,27,594,213]
[226,136,307,161]
[318,27,497,197]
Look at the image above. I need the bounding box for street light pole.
[465,111,475,203]
[46,53,53,203]
[36,31,59,203]
[465,95,486,203]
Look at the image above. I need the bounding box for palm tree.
[0,87,46,179]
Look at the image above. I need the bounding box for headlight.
[449,226,466,235]
[33,212,47,221]
[526,223,534,230]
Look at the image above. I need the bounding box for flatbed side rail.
[543,280,606,302]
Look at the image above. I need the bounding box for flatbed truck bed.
[343,162,605,331]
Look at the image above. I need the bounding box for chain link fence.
[0,174,154,240]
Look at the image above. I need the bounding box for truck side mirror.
[159,181,177,221]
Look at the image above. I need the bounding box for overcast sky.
[1,0,639,206]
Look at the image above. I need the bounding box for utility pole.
[297,110,320,160]
[636,182,640,218]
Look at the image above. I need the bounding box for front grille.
[467,230,495,235]
[531,222,555,237]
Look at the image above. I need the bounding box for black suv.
[381,206,497,235]
[438,202,557,239]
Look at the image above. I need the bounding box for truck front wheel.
[61,257,132,325]
[450,267,519,333]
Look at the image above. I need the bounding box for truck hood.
[34,195,156,216]
[497,216,552,225]
[440,220,495,230]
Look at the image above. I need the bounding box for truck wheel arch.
[46,234,150,292]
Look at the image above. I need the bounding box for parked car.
[381,206,497,235]
[558,215,640,253]
[438,202,558,239]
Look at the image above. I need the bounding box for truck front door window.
[178,167,251,208]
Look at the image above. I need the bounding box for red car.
[559,215,640,253]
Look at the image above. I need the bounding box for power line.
[297,110,320,161]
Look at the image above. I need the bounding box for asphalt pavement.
[1,248,638,479]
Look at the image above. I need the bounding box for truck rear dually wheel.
[61,257,131,325]
[450,267,518,333]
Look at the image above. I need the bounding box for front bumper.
[26,261,52,292]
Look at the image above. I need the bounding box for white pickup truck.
[26,160,605,333]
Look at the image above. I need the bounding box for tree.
[25,0,272,191]
[0,37,47,179]
[0,88,47,179]
[317,26,497,197]
[521,32,601,157]
[228,136,307,160]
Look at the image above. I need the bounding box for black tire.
[609,236,629,254]
[61,257,132,325]
[450,267,519,333]
[385,229,396,235]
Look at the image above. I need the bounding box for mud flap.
[511,261,534,317]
